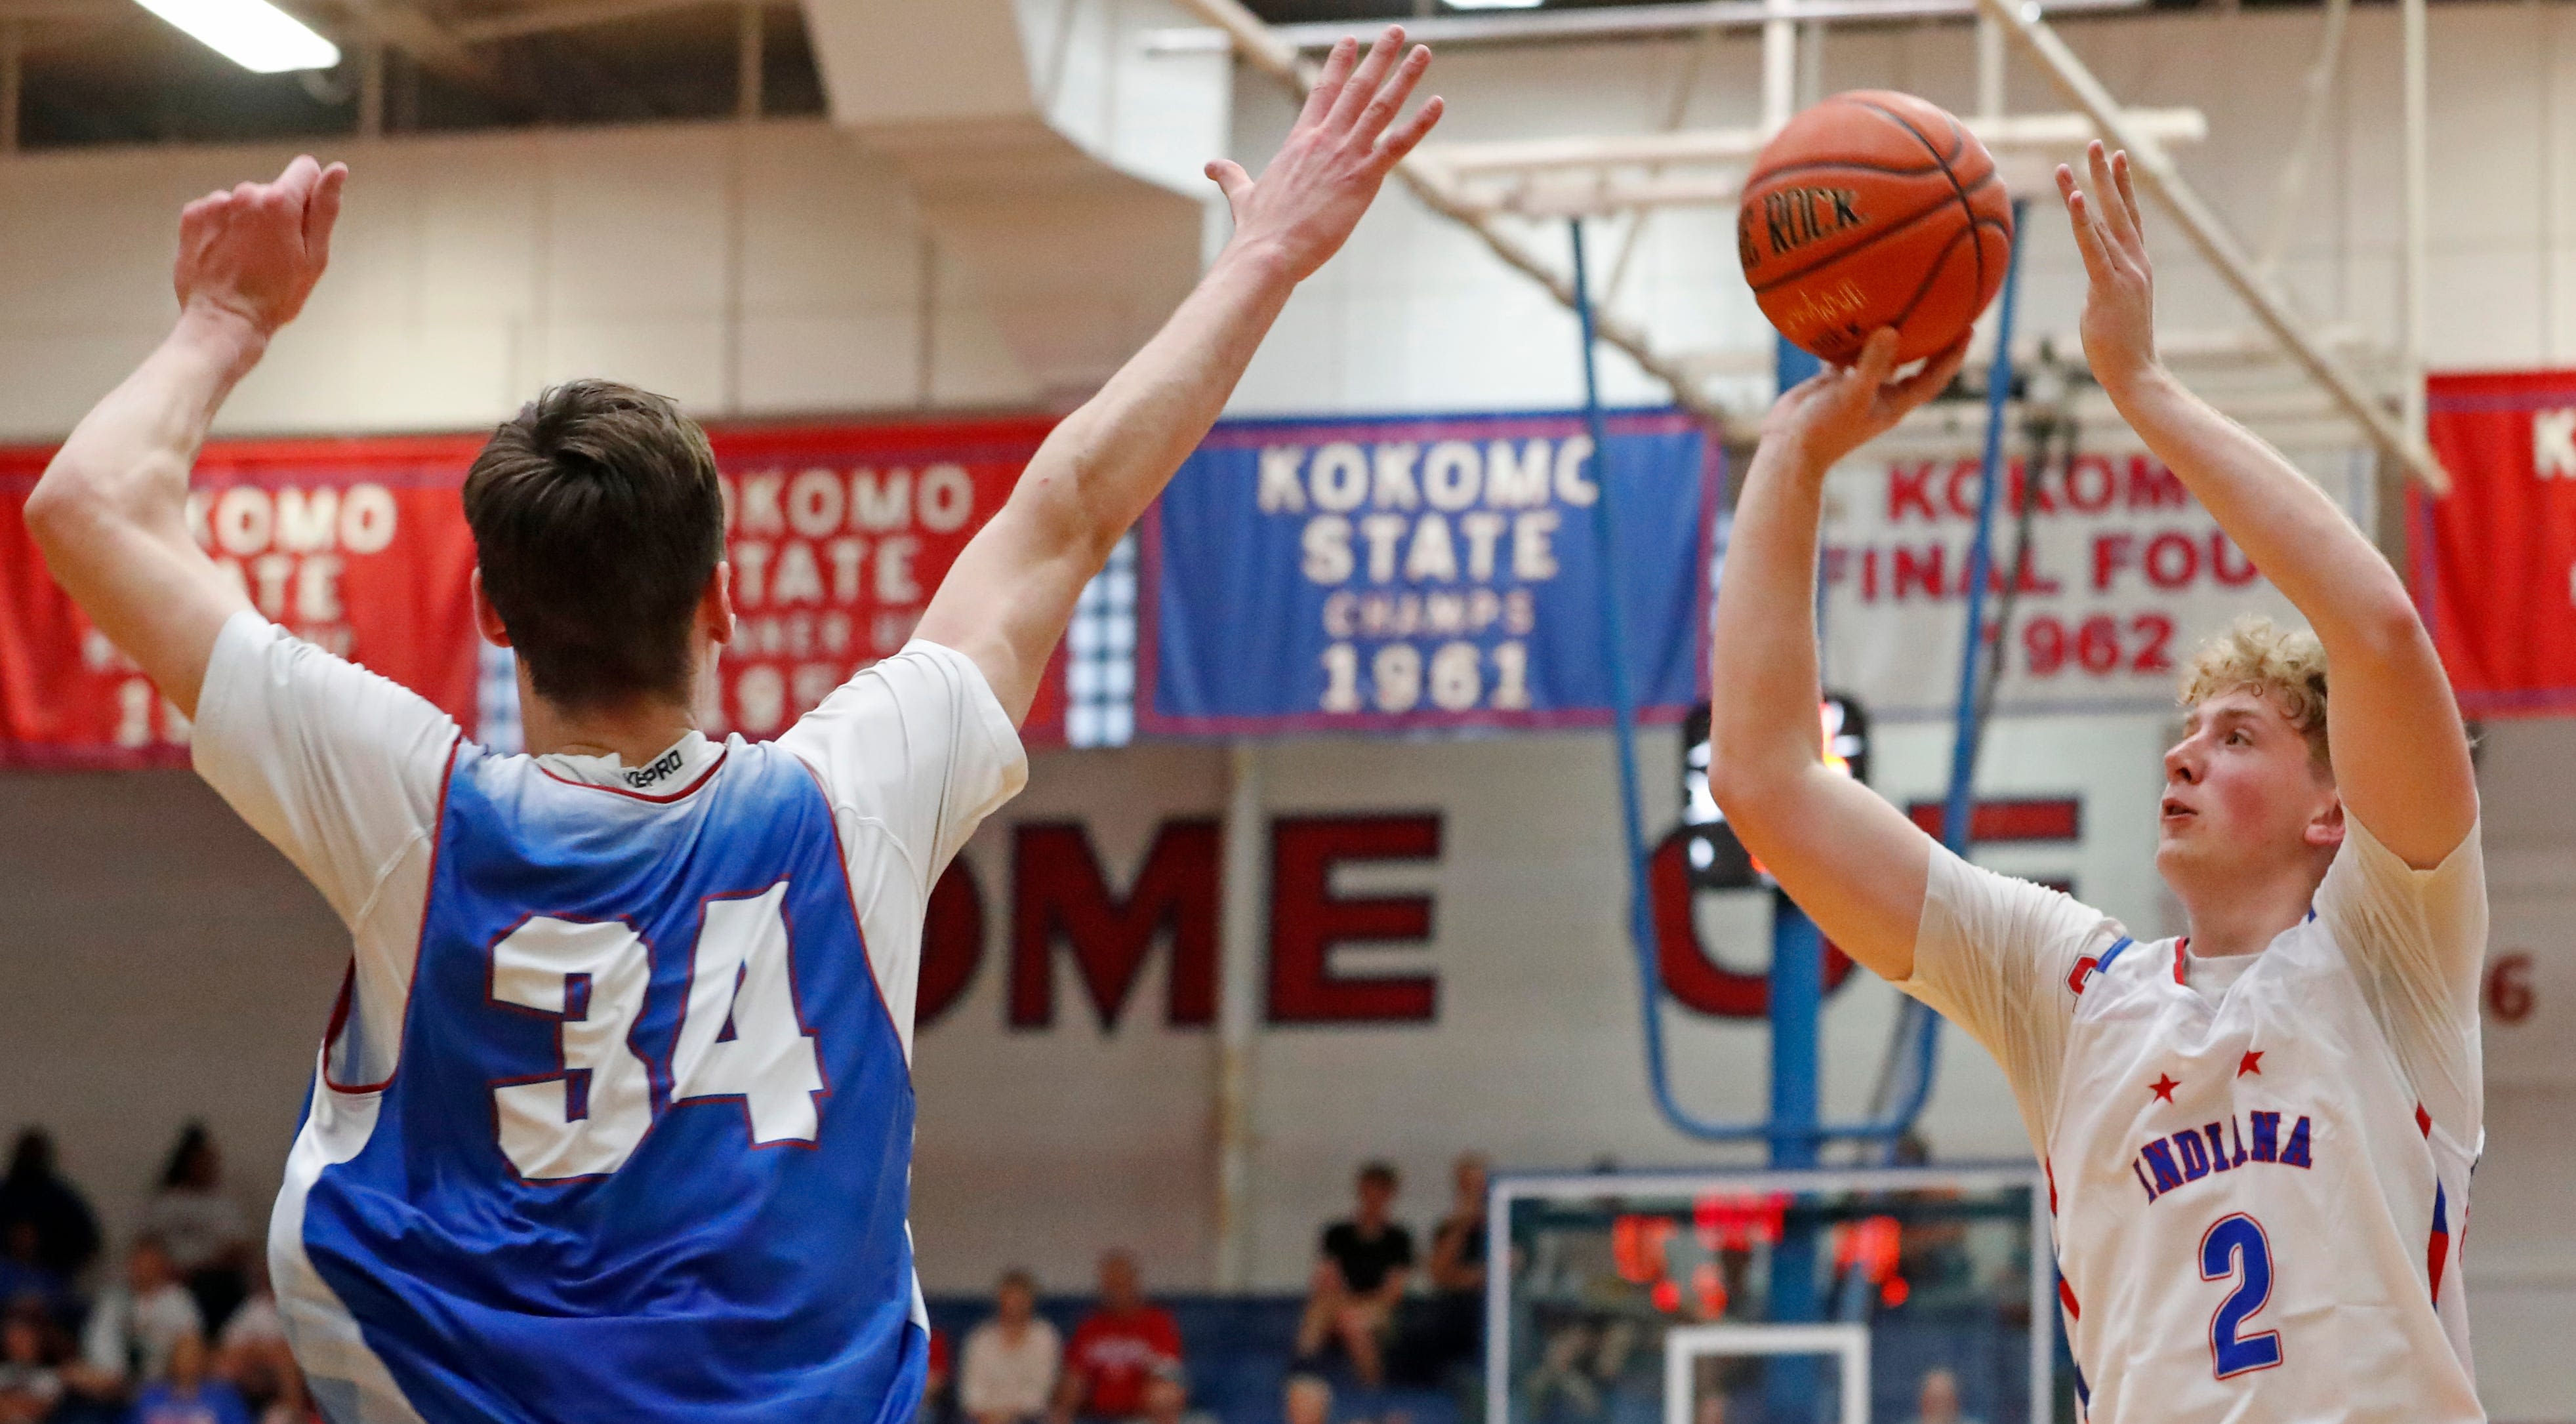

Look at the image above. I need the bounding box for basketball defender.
[22,31,1439,1423]
[1708,143,2485,1421]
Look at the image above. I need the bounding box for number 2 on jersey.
[2199,1213,2283,1379]
[489,882,824,1182]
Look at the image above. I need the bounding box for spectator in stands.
[960,1270,1059,1424]
[1902,1368,1980,1424]
[1282,1374,1332,1424]
[1052,1251,1181,1424]
[1135,1375,1192,1424]
[216,1258,298,1420]
[141,1126,252,1334]
[1296,1162,1413,1388]
[63,1236,201,1405]
[0,1302,64,1424]
[129,1332,251,1424]
[922,1327,954,1424]
[0,1222,77,1331]
[251,1368,316,1424]
[1395,1153,1486,1386]
[0,1131,101,1286]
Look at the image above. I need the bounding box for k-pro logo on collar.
[623,748,687,789]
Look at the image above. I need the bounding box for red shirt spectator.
[1055,1253,1181,1422]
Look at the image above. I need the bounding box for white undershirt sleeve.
[2314,813,2487,1144]
[774,640,1029,1056]
[1896,844,2129,1151]
[190,611,460,1086]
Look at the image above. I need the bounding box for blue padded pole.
[1576,211,2035,1150]
[1942,203,2032,861]
[1769,899,1823,1169]
[1883,197,2035,1150]
[1572,219,1770,1143]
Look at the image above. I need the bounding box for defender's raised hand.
[2056,141,2159,397]
[175,154,347,338]
[1204,27,1442,282]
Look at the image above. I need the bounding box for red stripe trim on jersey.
[2428,1181,2452,1307]
[2058,1276,2081,1320]
[2416,1103,2434,1138]
[2045,1158,2058,1217]
[2173,939,2188,985]
[790,754,914,1088]
[535,746,729,803]
[323,733,461,1096]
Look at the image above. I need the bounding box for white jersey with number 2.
[1896,813,2487,1422]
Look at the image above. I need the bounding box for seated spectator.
[1395,1153,1486,1386]
[129,1333,250,1424]
[141,1129,251,1335]
[960,1270,1059,1424]
[1296,1162,1413,1388]
[0,1132,101,1286]
[1136,1375,1192,1424]
[215,1259,295,1420]
[1282,1373,1332,1424]
[920,1327,954,1424]
[1902,1368,1981,1424]
[0,1223,76,1332]
[0,1303,64,1424]
[254,1370,318,1424]
[1052,1251,1181,1424]
[64,1238,201,1405]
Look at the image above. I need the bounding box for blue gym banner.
[1140,409,1718,736]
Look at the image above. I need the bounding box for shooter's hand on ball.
[1698,322,1968,984]
[1761,326,1971,474]
[2056,140,2159,399]
[174,155,348,348]
[1204,29,1443,283]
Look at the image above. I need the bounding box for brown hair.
[463,380,724,710]
[2178,616,2330,769]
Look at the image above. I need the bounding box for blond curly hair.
[2177,616,2331,769]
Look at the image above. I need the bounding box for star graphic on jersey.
[2149,1072,2179,1103]
[2238,1050,2264,1078]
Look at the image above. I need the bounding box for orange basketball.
[1738,91,2013,366]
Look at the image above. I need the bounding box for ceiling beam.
[1973,0,2447,492]
[1144,0,2146,56]
[448,0,788,45]
[337,0,544,111]
[1166,0,1734,429]
[1420,108,2206,178]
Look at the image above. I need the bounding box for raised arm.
[23,155,346,718]
[2058,143,2476,868]
[1706,329,1968,982]
[913,29,1442,722]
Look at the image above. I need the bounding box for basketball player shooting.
[20,30,1439,1423]
[1707,140,2486,1421]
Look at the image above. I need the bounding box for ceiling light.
[1444,0,1547,9]
[133,0,340,73]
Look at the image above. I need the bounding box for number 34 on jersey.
[487,882,824,1182]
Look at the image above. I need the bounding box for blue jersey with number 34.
[277,739,925,1424]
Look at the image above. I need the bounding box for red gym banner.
[705,419,1063,742]
[0,436,488,769]
[2415,371,2576,716]
[0,417,1065,769]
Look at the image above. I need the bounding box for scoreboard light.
[1680,695,1870,891]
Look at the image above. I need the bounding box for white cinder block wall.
[0,121,1046,440]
